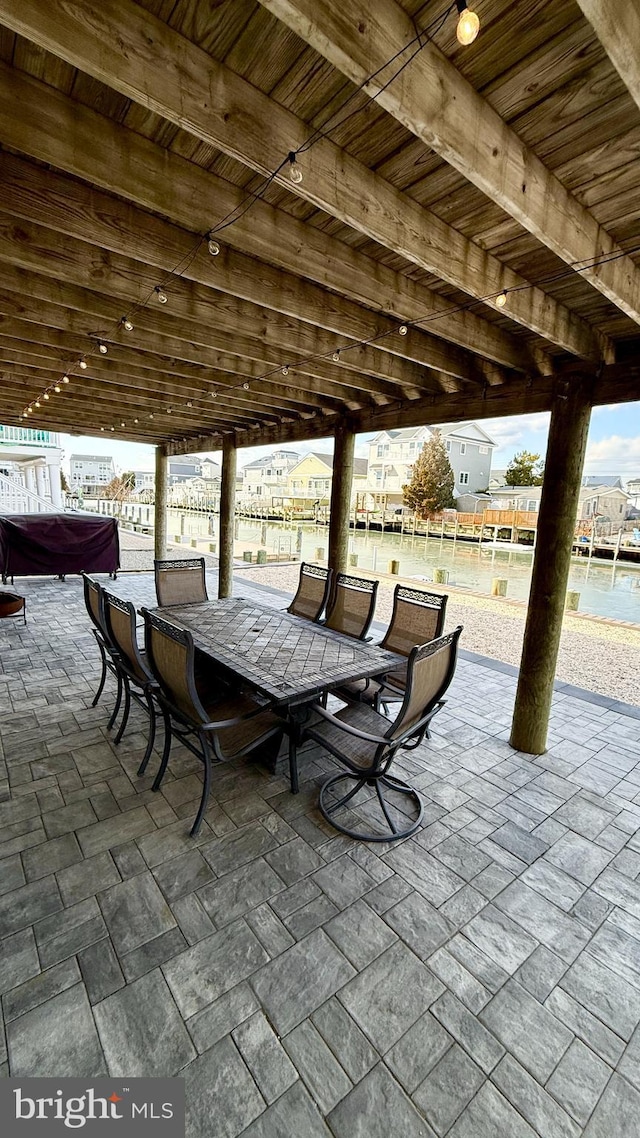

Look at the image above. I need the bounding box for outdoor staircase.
[0,471,58,514]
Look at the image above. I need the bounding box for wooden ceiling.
[0,0,638,453]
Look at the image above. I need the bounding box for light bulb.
[54,385,61,393]
[186,401,193,408]
[110,426,115,431]
[134,417,139,423]
[242,382,250,390]
[288,151,303,184]
[167,407,172,414]
[120,421,125,427]
[79,360,88,370]
[100,426,105,431]
[332,350,340,362]
[27,406,33,414]
[43,392,50,400]
[122,317,134,331]
[62,375,70,384]
[155,286,168,304]
[456,2,480,45]
[281,366,289,375]
[210,391,217,399]
[98,342,108,354]
[495,291,508,308]
[398,325,408,336]
[35,400,41,408]
[149,413,154,419]
[208,237,220,256]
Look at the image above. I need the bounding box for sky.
[59,401,640,482]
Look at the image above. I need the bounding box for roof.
[579,485,629,499]
[69,454,114,463]
[242,450,300,470]
[582,475,623,488]
[0,4,639,453]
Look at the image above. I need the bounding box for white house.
[241,450,300,501]
[0,425,64,511]
[69,453,115,495]
[366,422,497,507]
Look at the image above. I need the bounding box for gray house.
[366,422,497,506]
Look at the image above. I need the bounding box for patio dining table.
[151,596,403,789]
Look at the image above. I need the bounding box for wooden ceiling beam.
[0,150,461,394]
[0,217,413,404]
[574,2,640,114]
[0,267,394,408]
[0,66,531,375]
[259,0,640,329]
[0,0,599,360]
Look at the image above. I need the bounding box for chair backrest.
[81,572,109,641]
[103,592,151,685]
[388,626,463,740]
[380,585,448,657]
[287,562,333,622]
[154,558,208,606]
[324,573,378,640]
[141,608,207,723]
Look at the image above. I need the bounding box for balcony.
[0,425,61,448]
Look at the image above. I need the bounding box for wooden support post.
[218,436,237,599]
[154,446,168,561]
[510,379,593,755]
[328,424,355,586]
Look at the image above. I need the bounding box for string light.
[288,152,303,184]
[54,384,61,393]
[110,426,115,431]
[149,413,154,419]
[398,325,408,336]
[455,0,480,45]
[98,342,108,354]
[207,235,221,256]
[134,417,139,423]
[332,350,340,362]
[210,391,218,399]
[281,366,289,375]
[186,401,193,408]
[27,407,33,414]
[242,382,250,390]
[121,317,134,332]
[79,360,88,370]
[43,392,50,400]
[120,421,125,427]
[154,286,168,304]
[496,291,508,308]
[62,375,70,384]
[35,400,41,408]
[100,426,105,431]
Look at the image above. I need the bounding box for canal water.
[167,510,640,624]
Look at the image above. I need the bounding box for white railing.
[0,472,57,514]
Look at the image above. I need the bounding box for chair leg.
[151,708,173,791]
[319,770,423,843]
[113,676,131,744]
[92,641,108,707]
[191,732,213,837]
[288,723,300,795]
[107,669,123,730]
[137,691,157,775]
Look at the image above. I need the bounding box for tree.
[402,430,456,518]
[121,471,136,491]
[103,475,133,502]
[59,470,69,493]
[505,450,545,486]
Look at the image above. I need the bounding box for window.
[479,446,488,454]
[445,440,451,453]
[409,441,416,451]
[460,443,466,456]
[459,472,469,485]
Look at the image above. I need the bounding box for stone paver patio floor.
[2,570,640,1137]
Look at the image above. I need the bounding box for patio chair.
[81,572,123,729]
[140,608,285,836]
[323,573,378,640]
[304,626,463,842]
[287,562,333,622]
[102,591,160,769]
[154,557,208,606]
[336,584,448,707]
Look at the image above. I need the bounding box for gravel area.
[118,530,219,572]
[236,562,640,708]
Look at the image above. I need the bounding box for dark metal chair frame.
[286,562,333,622]
[323,572,379,641]
[305,626,463,843]
[102,591,161,769]
[154,557,208,607]
[81,572,123,729]
[360,584,448,711]
[140,607,285,836]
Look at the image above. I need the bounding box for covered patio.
[1,0,640,1132]
[2,569,640,1135]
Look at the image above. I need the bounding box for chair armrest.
[310,702,388,744]
[201,701,275,732]
[393,700,446,745]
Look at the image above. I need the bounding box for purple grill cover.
[0,514,119,577]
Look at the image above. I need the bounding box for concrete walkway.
[1,571,640,1136]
